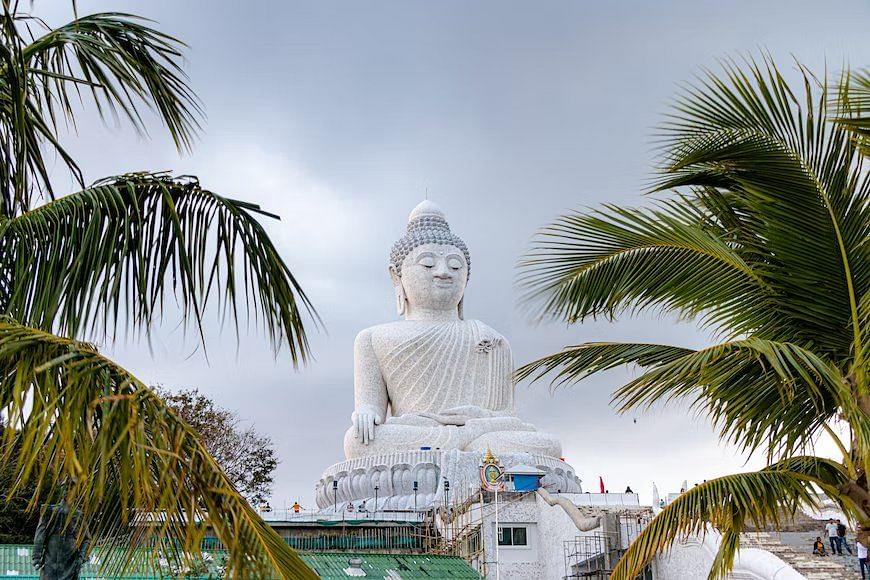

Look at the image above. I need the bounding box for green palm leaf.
[655,56,868,358]
[835,68,870,154]
[0,316,316,578]
[0,172,313,362]
[0,7,201,215]
[611,458,850,580]
[22,12,201,152]
[520,55,870,578]
[0,3,320,574]
[518,339,848,457]
[519,202,772,334]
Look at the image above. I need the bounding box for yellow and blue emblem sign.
[479,447,505,491]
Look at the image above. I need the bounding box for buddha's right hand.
[352,405,383,445]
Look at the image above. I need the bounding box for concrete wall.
[479,494,543,579]
[534,493,603,579]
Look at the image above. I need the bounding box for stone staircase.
[740,532,855,579]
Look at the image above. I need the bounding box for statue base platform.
[315,449,582,512]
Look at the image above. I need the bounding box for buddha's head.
[389,201,470,317]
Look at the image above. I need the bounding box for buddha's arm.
[352,328,388,445]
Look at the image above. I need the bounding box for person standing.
[826,519,840,554]
[837,519,853,555]
[32,501,89,580]
[858,539,868,579]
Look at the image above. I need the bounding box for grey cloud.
[35,0,870,506]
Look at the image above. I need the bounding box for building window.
[498,526,528,546]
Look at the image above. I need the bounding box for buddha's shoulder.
[355,321,413,346]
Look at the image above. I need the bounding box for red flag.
[599,476,605,493]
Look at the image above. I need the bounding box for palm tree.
[0,3,317,578]
[518,55,869,580]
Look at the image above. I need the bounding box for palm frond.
[519,202,772,334]
[0,316,317,578]
[22,12,202,152]
[0,8,202,215]
[520,338,848,459]
[516,342,694,389]
[655,55,868,358]
[0,172,314,363]
[611,458,850,580]
[834,68,870,155]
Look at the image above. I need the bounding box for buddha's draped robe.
[344,319,562,458]
[380,320,513,418]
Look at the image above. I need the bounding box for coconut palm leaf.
[519,202,773,334]
[21,11,201,152]
[654,57,868,358]
[520,55,870,578]
[0,316,316,578]
[0,172,313,363]
[521,55,869,360]
[518,339,849,457]
[0,6,201,215]
[516,342,695,389]
[610,457,850,580]
[835,69,870,154]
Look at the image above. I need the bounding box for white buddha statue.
[344,200,562,460]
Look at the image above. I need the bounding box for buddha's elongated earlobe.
[396,283,407,315]
[389,264,406,316]
[458,297,464,320]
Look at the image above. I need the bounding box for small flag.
[599,476,605,493]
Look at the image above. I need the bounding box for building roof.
[504,464,545,475]
[300,552,481,579]
[0,544,480,579]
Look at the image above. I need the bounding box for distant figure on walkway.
[837,519,852,555]
[858,539,868,579]
[292,501,302,514]
[624,486,633,494]
[813,536,826,556]
[32,501,89,580]
[346,501,355,512]
[658,499,665,508]
[826,519,840,554]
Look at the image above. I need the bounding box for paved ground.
[741,531,860,579]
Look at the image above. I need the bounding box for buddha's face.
[396,243,468,312]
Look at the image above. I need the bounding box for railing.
[258,507,427,523]
[561,492,641,507]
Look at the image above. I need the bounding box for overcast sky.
[36,1,870,508]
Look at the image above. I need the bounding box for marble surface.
[315,449,582,511]
[654,529,805,580]
[345,200,561,460]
